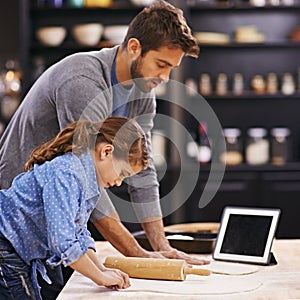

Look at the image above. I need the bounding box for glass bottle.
[199,73,212,96]
[216,73,228,96]
[270,127,291,165]
[232,73,244,95]
[246,127,269,165]
[281,73,295,95]
[252,75,266,94]
[220,128,243,165]
[267,72,278,94]
[197,122,211,164]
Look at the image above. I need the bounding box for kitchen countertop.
[57,239,300,299]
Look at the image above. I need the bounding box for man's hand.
[141,219,210,265]
[144,248,210,265]
[158,248,210,265]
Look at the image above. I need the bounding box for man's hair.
[123,0,199,58]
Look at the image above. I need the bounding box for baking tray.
[132,231,217,254]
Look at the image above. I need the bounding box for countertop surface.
[57,239,300,299]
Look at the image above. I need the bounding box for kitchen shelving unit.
[177,2,300,238]
[18,0,300,237]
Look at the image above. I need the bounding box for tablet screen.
[220,214,272,256]
[213,207,280,265]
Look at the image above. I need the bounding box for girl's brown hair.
[25,116,149,171]
[123,0,199,58]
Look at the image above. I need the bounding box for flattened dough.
[58,262,261,299]
[206,261,259,275]
[122,276,262,295]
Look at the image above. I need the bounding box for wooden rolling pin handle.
[184,267,211,276]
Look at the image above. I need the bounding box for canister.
[199,73,212,96]
[216,73,228,96]
[270,127,291,165]
[220,128,243,165]
[246,127,269,165]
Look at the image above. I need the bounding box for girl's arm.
[85,248,111,271]
[69,252,130,289]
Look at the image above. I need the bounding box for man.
[0,0,208,298]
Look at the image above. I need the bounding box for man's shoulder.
[61,46,118,67]
[47,47,118,83]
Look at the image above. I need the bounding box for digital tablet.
[213,206,280,265]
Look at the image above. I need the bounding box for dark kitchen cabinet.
[260,171,300,238]
[185,171,259,222]
[166,166,300,238]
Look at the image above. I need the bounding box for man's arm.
[141,218,210,265]
[92,211,160,258]
[93,211,210,265]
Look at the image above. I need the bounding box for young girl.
[0,116,148,299]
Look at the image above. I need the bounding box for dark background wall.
[0,1,20,65]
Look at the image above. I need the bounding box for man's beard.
[130,56,161,93]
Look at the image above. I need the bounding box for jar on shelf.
[251,75,266,94]
[216,73,228,96]
[232,73,244,95]
[266,72,278,94]
[270,127,291,165]
[199,73,212,96]
[245,127,269,165]
[281,72,295,95]
[220,128,243,165]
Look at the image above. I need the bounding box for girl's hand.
[100,269,131,289]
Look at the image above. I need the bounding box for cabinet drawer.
[260,172,300,238]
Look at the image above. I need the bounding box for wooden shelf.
[164,162,300,173]
[31,4,141,12]
[189,92,300,101]
[30,40,116,52]
[188,3,300,11]
[197,41,300,49]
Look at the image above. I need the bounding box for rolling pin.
[104,256,211,281]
